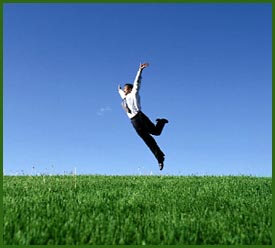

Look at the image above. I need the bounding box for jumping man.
[118,63,168,170]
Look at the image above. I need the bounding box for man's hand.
[118,84,122,91]
[140,62,149,70]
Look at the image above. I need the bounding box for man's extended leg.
[135,127,165,165]
[131,112,166,169]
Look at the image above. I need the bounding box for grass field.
[3,175,272,245]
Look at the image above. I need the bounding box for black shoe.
[156,118,169,124]
[159,162,164,170]
[158,156,165,171]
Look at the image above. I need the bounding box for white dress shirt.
[118,68,142,119]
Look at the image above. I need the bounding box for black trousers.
[131,111,165,163]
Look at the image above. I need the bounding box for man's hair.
[124,83,133,89]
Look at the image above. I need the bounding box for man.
[118,63,168,170]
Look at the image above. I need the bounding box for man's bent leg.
[140,112,167,136]
[155,120,166,135]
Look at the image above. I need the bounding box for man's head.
[123,83,133,95]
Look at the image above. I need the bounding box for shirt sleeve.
[118,88,126,99]
[132,69,142,94]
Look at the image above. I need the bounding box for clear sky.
[4,3,272,176]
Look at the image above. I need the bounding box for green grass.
[3,175,272,245]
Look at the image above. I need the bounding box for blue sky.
[4,3,272,176]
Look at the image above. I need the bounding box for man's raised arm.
[118,84,125,99]
[132,63,149,94]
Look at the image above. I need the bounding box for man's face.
[123,86,132,95]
